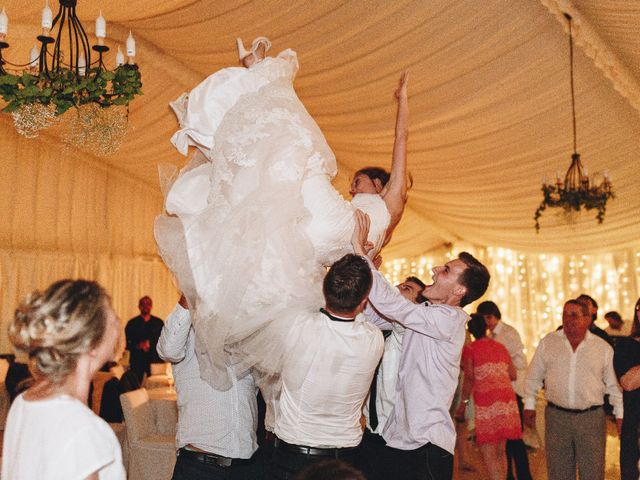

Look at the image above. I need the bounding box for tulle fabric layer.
[156,73,334,390]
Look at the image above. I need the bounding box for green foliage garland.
[534,185,615,232]
[0,64,142,116]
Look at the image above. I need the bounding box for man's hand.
[616,418,623,436]
[394,71,408,102]
[178,294,188,309]
[454,402,466,423]
[372,254,383,270]
[351,209,372,256]
[137,340,150,352]
[523,409,536,430]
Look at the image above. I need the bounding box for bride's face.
[349,173,380,196]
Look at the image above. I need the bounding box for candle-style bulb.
[115,46,124,67]
[41,0,52,30]
[95,10,106,39]
[0,7,9,36]
[78,53,86,75]
[29,45,39,67]
[126,31,136,57]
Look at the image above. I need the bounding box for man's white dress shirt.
[492,320,527,396]
[156,304,258,458]
[524,330,623,418]
[364,262,469,454]
[274,310,383,448]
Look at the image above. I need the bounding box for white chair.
[120,388,177,480]
[144,362,172,389]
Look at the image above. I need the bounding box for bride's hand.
[394,71,408,102]
[351,209,372,256]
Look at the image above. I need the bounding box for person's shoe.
[237,36,271,67]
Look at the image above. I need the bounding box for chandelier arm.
[70,6,91,74]
[569,17,577,155]
[51,6,66,72]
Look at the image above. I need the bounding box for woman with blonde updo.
[1,279,125,480]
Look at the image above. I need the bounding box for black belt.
[178,447,251,468]
[547,402,603,414]
[273,437,355,457]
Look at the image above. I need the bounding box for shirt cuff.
[523,397,536,410]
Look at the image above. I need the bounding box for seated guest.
[270,254,384,479]
[2,279,125,479]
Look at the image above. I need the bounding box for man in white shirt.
[358,276,426,480]
[476,300,531,480]
[523,299,623,480]
[351,211,491,480]
[157,296,260,480]
[270,254,384,479]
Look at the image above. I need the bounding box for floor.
[453,418,621,480]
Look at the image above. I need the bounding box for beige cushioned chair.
[120,388,177,480]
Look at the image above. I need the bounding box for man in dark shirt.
[125,296,164,383]
[577,294,613,346]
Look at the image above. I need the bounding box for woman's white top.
[1,393,125,480]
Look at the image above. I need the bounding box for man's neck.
[565,333,587,351]
[141,314,151,322]
[324,307,357,320]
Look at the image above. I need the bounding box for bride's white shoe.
[237,36,272,67]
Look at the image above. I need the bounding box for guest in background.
[476,300,531,480]
[576,294,613,346]
[125,296,164,383]
[157,294,260,480]
[605,310,631,338]
[524,299,623,480]
[613,298,640,480]
[2,279,125,479]
[455,314,521,480]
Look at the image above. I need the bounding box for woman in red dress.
[456,313,522,480]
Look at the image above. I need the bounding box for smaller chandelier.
[534,14,614,232]
[0,0,142,154]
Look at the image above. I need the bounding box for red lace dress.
[462,337,522,444]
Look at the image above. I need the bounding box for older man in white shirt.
[477,300,531,480]
[523,299,623,480]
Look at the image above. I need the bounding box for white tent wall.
[0,118,178,353]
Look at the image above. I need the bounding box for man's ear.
[355,296,369,315]
[373,178,383,193]
[453,284,466,301]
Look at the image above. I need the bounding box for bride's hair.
[355,167,390,187]
[9,279,111,384]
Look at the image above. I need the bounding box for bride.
[155,37,409,388]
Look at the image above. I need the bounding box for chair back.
[120,388,152,442]
[150,363,169,376]
[110,364,125,380]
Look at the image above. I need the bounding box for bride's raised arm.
[380,72,409,245]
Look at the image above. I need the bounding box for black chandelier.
[534,13,614,232]
[0,0,142,154]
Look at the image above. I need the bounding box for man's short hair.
[323,254,372,314]
[457,252,490,307]
[566,299,589,316]
[577,294,598,321]
[476,300,501,319]
[405,276,427,304]
[138,296,152,304]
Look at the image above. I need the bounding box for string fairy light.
[382,246,640,360]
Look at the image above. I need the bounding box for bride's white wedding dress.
[155,49,390,389]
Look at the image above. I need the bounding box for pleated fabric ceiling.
[2,0,639,261]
